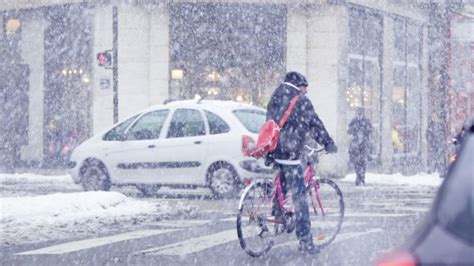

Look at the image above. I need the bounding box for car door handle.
[148,144,156,148]
[194,141,202,144]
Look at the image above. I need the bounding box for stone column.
[380,15,394,172]
[93,4,114,134]
[286,6,307,74]
[148,3,170,106]
[306,5,345,177]
[20,17,48,162]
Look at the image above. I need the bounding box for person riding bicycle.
[266,71,338,254]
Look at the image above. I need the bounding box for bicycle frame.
[241,162,326,227]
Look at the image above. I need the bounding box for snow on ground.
[341,172,443,187]
[0,171,442,246]
[0,173,81,197]
[0,173,198,245]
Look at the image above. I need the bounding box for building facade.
[1,0,472,175]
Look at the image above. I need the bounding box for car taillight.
[449,153,456,164]
[242,135,255,156]
[377,250,417,266]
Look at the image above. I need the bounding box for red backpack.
[246,96,299,158]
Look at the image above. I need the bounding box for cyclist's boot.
[355,176,361,186]
[284,212,295,233]
[298,240,320,255]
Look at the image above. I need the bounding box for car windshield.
[436,133,474,245]
[233,109,266,134]
[103,114,140,141]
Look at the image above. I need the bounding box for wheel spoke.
[237,183,276,257]
[307,178,344,248]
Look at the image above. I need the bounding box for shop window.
[169,3,286,105]
[347,8,383,161]
[391,19,422,157]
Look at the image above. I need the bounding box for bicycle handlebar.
[304,145,326,156]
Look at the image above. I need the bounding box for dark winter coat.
[266,82,335,161]
[347,115,372,164]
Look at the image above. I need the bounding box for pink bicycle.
[236,147,344,257]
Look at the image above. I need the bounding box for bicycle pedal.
[316,235,327,240]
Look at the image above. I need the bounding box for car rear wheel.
[208,162,239,198]
[80,159,111,191]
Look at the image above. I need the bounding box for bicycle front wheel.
[236,182,277,257]
[306,177,344,248]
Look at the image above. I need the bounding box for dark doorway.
[0,64,29,171]
[43,4,93,166]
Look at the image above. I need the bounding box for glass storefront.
[391,18,422,165]
[449,14,474,137]
[169,3,286,106]
[347,8,383,162]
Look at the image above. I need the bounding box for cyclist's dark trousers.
[277,164,312,242]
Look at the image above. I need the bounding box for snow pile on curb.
[1,173,81,197]
[0,173,72,184]
[1,191,156,223]
[342,172,443,187]
[0,191,197,245]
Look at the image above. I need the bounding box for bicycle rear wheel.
[306,177,344,248]
[236,182,278,257]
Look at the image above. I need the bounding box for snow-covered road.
[0,172,442,246]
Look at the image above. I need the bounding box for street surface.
[1,180,437,265]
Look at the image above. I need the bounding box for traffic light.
[97,50,113,68]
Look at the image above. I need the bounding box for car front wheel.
[208,162,239,198]
[80,159,111,191]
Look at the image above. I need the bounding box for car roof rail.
[163,97,187,105]
[163,99,175,105]
[195,94,206,104]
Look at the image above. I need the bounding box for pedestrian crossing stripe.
[132,228,243,256]
[16,229,178,255]
[14,208,419,256]
[274,228,384,249]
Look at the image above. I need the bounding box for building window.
[169,3,286,105]
[347,8,383,161]
[391,18,422,158]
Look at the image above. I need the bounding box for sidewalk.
[0,167,68,176]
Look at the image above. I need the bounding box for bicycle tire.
[236,182,278,257]
[306,177,344,248]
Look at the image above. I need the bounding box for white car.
[68,99,273,197]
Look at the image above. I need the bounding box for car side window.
[103,114,140,141]
[126,110,169,141]
[167,109,206,138]
[233,109,266,134]
[205,110,230,135]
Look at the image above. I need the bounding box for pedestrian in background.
[347,107,372,186]
[425,113,444,174]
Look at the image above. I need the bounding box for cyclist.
[266,71,338,254]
